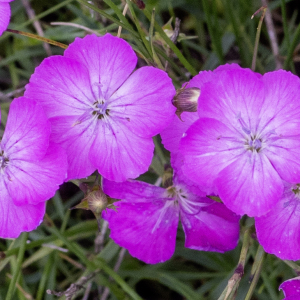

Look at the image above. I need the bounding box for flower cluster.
[162,64,300,261]
[2,27,300,268]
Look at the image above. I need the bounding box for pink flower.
[0,97,67,238]
[180,68,300,217]
[279,276,300,300]
[102,170,240,264]
[0,0,13,36]
[25,33,176,182]
[255,182,300,260]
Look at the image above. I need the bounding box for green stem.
[6,29,68,49]
[244,245,265,300]
[251,6,267,71]
[218,228,251,300]
[5,232,28,300]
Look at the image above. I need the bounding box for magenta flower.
[180,68,300,217]
[25,33,176,182]
[255,183,300,260]
[0,97,67,238]
[279,276,300,300]
[102,171,240,264]
[161,64,241,194]
[161,64,242,161]
[0,0,13,36]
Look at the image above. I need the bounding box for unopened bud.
[132,0,145,9]
[72,185,118,231]
[172,87,200,114]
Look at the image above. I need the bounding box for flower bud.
[132,0,145,9]
[172,87,200,112]
[72,184,118,231]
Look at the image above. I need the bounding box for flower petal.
[181,199,240,252]
[5,143,67,206]
[198,68,264,133]
[217,152,283,217]
[259,70,300,136]
[256,186,300,260]
[279,277,300,299]
[64,34,137,99]
[109,66,176,137]
[0,178,45,238]
[180,118,241,189]
[161,112,198,156]
[49,115,96,180]
[265,138,300,183]
[1,97,50,161]
[103,180,179,264]
[25,56,94,118]
[90,119,154,181]
[0,2,10,36]
[103,178,166,201]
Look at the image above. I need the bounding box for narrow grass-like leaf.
[5,232,28,300]
[283,21,300,69]
[143,9,197,75]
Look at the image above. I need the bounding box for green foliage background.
[0,0,300,299]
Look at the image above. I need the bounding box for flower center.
[292,184,300,197]
[0,150,9,171]
[166,185,203,215]
[92,100,110,120]
[245,135,264,153]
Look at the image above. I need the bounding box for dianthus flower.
[102,167,240,264]
[0,97,67,238]
[25,33,176,182]
[255,182,300,260]
[180,68,300,217]
[0,0,13,36]
[279,276,300,300]
[161,64,241,194]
